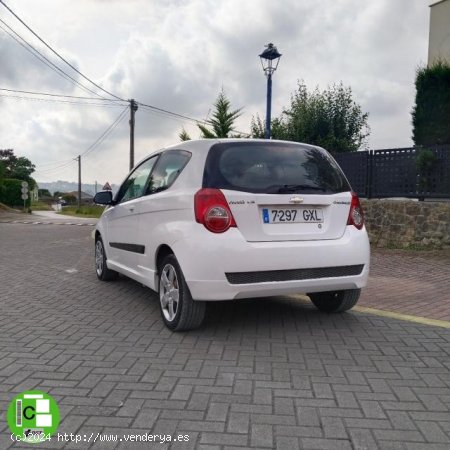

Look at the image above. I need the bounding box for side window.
[117,156,158,203]
[147,150,191,194]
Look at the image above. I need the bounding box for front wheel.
[308,289,361,313]
[95,237,119,281]
[158,255,206,331]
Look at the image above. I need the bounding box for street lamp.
[259,43,282,139]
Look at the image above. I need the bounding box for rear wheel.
[158,254,206,331]
[308,289,361,313]
[95,237,119,281]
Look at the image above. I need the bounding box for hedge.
[0,178,30,207]
[412,61,450,146]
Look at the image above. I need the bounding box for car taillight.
[347,192,364,230]
[194,188,236,233]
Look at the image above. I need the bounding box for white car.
[94,139,370,331]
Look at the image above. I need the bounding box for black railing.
[332,145,450,199]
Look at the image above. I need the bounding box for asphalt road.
[0,221,449,449]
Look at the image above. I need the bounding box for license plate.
[262,207,323,224]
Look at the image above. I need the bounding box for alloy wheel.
[95,240,104,276]
[160,263,179,322]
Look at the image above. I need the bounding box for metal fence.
[332,145,450,199]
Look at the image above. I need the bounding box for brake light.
[347,192,364,230]
[194,188,237,233]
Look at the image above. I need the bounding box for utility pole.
[77,155,81,208]
[129,99,138,170]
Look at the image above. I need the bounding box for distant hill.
[36,180,118,195]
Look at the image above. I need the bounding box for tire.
[308,289,361,313]
[158,254,206,331]
[95,236,119,281]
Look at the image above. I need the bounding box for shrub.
[0,178,29,207]
[412,61,450,145]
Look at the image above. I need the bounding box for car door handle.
[128,206,135,212]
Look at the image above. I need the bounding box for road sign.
[21,194,29,200]
[21,181,28,188]
[21,187,28,194]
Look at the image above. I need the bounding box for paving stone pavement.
[359,249,450,322]
[0,222,450,450]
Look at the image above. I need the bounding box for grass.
[31,201,53,211]
[0,202,19,212]
[58,205,105,218]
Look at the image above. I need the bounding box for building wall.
[428,0,450,65]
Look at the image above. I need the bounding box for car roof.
[132,139,322,170]
[151,138,319,155]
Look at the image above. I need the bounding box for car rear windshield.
[203,142,351,194]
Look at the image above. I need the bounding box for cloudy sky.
[0,0,430,185]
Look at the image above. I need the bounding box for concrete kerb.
[292,294,450,329]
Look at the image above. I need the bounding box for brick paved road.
[1,222,450,449]
[359,249,450,322]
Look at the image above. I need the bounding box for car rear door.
[203,141,352,242]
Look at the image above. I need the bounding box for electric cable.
[0,0,125,101]
[82,106,129,157]
[138,102,250,136]
[0,88,126,102]
[34,160,76,174]
[34,108,128,176]
[0,19,108,98]
[0,93,126,107]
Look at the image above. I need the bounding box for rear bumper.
[173,225,370,301]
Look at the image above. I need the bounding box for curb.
[0,220,96,227]
[353,305,450,329]
[292,294,450,329]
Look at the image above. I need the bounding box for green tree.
[412,61,450,145]
[252,81,369,152]
[179,128,191,142]
[0,149,36,185]
[180,90,243,140]
[38,188,52,197]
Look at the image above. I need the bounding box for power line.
[36,157,74,168]
[137,101,208,124]
[34,108,128,175]
[0,87,126,102]
[0,0,253,158]
[0,19,107,98]
[82,106,129,157]
[0,93,126,108]
[138,102,251,136]
[34,160,76,174]
[0,11,249,136]
[0,0,125,101]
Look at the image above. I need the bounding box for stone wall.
[361,200,450,249]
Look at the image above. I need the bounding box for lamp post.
[259,43,282,139]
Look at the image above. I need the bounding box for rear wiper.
[270,184,326,193]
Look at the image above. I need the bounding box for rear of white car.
[94,139,370,331]
[173,140,369,301]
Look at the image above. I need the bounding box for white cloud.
[0,0,430,185]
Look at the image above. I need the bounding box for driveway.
[0,222,449,449]
[359,249,450,322]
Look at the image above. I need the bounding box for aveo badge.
[7,390,60,444]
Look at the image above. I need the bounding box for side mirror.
[94,190,114,205]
